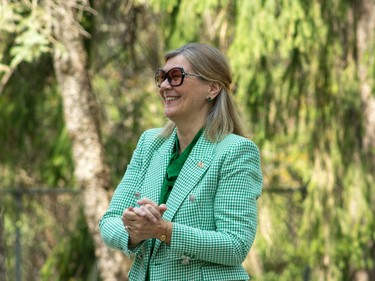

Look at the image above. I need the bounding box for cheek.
[191,92,207,104]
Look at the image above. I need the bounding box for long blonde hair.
[160,43,245,141]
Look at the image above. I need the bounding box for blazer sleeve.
[98,131,147,256]
[169,138,263,266]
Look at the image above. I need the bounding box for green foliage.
[149,0,234,50]
[237,1,371,279]
[228,0,327,140]
[40,209,96,281]
[3,191,84,281]
[91,0,166,183]
[252,191,310,281]
[0,1,52,68]
[0,55,74,187]
[10,24,50,66]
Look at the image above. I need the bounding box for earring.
[207,97,212,102]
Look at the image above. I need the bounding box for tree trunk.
[0,207,6,281]
[49,1,131,280]
[356,0,375,280]
[357,0,375,166]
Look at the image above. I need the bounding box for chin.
[164,110,176,119]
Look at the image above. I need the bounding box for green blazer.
[99,128,263,281]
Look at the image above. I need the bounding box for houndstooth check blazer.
[99,128,263,281]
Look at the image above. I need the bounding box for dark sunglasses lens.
[167,68,183,86]
[155,69,165,87]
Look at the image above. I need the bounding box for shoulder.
[137,127,172,151]
[139,128,164,140]
[216,134,259,152]
[212,134,261,164]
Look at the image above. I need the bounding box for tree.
[357,0,375,166]
[355,1,375,280]
[45,0,131,280]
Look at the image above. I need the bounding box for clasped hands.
[121,198,170,245]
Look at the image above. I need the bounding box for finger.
[158,204,168,216]
[122,215,132,226]
[133,205,160,223]
[122,207,137,220]
[122,207,138,222]
[132,206,146,216]
[137,198,158,208]
[142,204,162,222]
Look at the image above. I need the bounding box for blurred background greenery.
[0,0,374,280]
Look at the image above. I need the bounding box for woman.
[99,43,263,281]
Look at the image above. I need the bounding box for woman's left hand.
[133,198,168,223]
[121,198,169,243]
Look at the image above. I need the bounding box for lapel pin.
[197,161,204,168]
[134,191,141,198]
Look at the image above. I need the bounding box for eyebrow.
[163,67,186,71]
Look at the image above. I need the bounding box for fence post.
[303,265,311,281]
[15,191,22,281]
[0,205,7,281]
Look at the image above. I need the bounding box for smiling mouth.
[165,97,179,101]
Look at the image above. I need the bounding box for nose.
[160,77,172,89]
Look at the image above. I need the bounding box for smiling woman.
[99,43,263,281]
[155,52,218,138]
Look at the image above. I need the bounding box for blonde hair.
[160,43,245,141]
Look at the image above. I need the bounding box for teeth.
[166,97,178,101]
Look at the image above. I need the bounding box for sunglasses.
[154,67,202,88]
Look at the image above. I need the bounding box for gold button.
[160,234,167,242]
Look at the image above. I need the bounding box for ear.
[207,82,222,99]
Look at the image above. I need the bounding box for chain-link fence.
[1,186,308,281]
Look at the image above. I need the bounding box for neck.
[176,124,203,153]
[173,112,208,152]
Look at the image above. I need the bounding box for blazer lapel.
[140,130,176,203]
[165,142,214,221]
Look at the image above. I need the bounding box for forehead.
[164,54,192,71]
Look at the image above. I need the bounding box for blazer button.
[134,191,141,199]
[181,255,191,265]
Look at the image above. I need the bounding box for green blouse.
[159,128,203,205]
